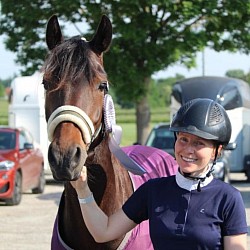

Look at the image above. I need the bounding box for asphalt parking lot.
[0,173,249,250]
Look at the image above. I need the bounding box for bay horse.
[43,14,177,250]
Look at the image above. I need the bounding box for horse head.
[43,15,112,181]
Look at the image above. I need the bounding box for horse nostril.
[48,144,60,166]
[71,146,82,167]
[72,147,81,163]
[47,140,87,181]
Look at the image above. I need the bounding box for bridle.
[46,80,146,175]
[47,81,109,150]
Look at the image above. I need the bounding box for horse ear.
[89,15,112,55]
[46,15,63,50]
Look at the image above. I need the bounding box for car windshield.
[0,131,16,150]
[147,128,175,150]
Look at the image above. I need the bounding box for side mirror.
[24,142,34,150]
[224,142,237,151]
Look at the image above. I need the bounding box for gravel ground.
[0,173,249,250]
[0,177,63,250]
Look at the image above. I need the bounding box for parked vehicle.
[145,123,234,182]
[145,123,175,157]
[0,126,45,205]
[171,76,250,180]
[8,71,50,174]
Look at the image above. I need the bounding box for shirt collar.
[176,169,214,191]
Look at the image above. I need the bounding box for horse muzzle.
[48,140,87,181]
[47,105,97,181]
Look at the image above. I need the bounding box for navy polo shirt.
[122,174,247,250]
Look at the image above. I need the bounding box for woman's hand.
[71,166,136,243]
[70,166,90,197]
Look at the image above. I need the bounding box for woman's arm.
[70,167,136,243]
[224,234,247,250]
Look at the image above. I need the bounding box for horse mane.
[42,35,107,90]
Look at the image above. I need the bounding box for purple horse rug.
[51,145,178,250]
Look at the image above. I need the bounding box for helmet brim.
[169,126,218,141]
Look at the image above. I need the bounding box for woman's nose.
[185,142,195,153]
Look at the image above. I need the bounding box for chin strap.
[182,170,213,192]
[182,144,220,192]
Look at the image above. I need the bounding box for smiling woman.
[175,132,218,177]
[72,98,248,250]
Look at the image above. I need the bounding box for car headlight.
[0,160,15,171]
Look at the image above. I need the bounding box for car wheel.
[6,171,22,206]
[32,167,45,194]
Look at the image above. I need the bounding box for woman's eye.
[195,141,205,146]
[179,137,188,143]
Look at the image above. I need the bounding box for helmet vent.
[179,99,194,116]
[208,103,223,125]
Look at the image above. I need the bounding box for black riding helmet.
[170,98,232,146]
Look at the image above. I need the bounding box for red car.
[0,126,45,205]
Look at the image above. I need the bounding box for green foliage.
[0,77,13,88]
[225,69,250,84]
[155,74,185,106]
[0,98,8,125]
[1,0,250,98]
[1,1,250,142]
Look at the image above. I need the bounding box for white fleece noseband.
[47,105,95,144]
[47,103,147,176]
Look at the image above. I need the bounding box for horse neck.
[59,137,133,249]
[60,182,126,250]
[86,136,133,212]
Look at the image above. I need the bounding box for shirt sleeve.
[122,179,152,224]
[221,187,248,236]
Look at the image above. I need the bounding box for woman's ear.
[213,144,223,159]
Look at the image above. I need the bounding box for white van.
[171,76,250,180]
[8,72,50,174]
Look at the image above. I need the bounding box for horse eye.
[98,82,109,92]
[42,80,49,90]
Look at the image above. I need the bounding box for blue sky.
[0,34,249,80]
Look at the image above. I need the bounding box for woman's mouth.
[181,156,197,163]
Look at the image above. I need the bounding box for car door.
[18,130,36,190]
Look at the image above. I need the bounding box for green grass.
[119,123,136,146]
[0,98,8,125]
[119,122,159,146]
[116,106,170,123]
[0,98,167,145]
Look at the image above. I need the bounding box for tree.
[1,1,250,143]
[225,69,250,83]
[0,77,13,88]
[156,74,185,106]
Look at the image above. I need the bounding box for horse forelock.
[43,36,107,91]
